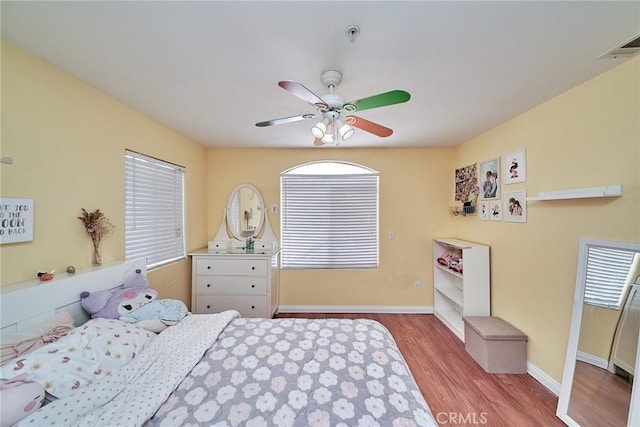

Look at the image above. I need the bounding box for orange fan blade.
[345,116,393,137]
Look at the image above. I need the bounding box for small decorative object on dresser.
[433,238,490,341]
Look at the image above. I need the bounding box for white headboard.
[1,259,146,335]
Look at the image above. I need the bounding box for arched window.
[280,161,379,269]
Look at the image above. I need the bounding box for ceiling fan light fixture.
[337,120,354,140]
[311,118,328,138]
[321,124,335,144]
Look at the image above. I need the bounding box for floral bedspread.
[16,311,240,426]
[148,317,437,427]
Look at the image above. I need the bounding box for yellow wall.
[454,56,640,381]
[0,42,209,302]
[208,148,455,307]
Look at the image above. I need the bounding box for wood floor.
[275,312,565,427]
[568,361,632,426]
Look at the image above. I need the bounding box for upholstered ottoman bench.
[463,316,528,374]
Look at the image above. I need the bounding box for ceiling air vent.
[601,34,640,59]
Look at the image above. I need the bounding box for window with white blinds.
[584,246,639,309]
[281,161,379,269]
[125,151,185,269]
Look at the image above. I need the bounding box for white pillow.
[1,318,154,398]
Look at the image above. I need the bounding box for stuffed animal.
[119,299,189,333]
[437,251,454,267]
[80,269,189,333]
[448,258,463,274]
[119,299,188,324]
[436,251,463,274]
[80,269,158,320]
[448,250,463,274]
[0,374,45,427]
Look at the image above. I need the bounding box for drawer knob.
[207,284,211,288]
[251,305,255,309]
[207,266,211,270]
[206,305,211,309]
[251,284,255,288]
[251,266,255,270]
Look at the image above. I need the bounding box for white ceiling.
[2,1,638,149]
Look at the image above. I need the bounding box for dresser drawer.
[196,275,267,295]
[195,295,267,318]
[196,258,268,276]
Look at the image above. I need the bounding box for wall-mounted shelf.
[526,185,622,201]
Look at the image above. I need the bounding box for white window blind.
[125,151,185,269]
[584,246,638,309]
[281,162,379,269]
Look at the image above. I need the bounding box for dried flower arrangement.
[78,208,114,265]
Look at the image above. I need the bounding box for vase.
[91,241,102,265]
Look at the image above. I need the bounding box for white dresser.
[189,248,280,318]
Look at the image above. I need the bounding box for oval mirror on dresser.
[557,238,640,426]
[226,183,265,240]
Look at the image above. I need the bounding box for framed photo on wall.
[455,163,479,202]
[489,200,502,221]
[479,157,500,200]
[504,149,526,184]
[479,201,490,220]
[504,189,527,223]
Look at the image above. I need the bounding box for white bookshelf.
[433,238,490,341]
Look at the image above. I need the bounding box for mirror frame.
[226,183,265,241]
[557,238,640,426]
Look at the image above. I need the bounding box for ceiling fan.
[255,70,410,146]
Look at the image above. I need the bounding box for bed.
[0,260,437,426]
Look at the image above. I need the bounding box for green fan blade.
[345,90,410,112]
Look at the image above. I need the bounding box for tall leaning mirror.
[557,238,640,426]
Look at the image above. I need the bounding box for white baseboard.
[527,361,561,396]
[576,351,609,369]
[277,305,434,314]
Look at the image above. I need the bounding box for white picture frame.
[479,157,500,200]
[504,190,527,223]
[489,200,502,221]
[504,149,526,184]
[0,198,34,244]
[479,201,490,221]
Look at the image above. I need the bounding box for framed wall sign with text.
[0,198,34,244]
